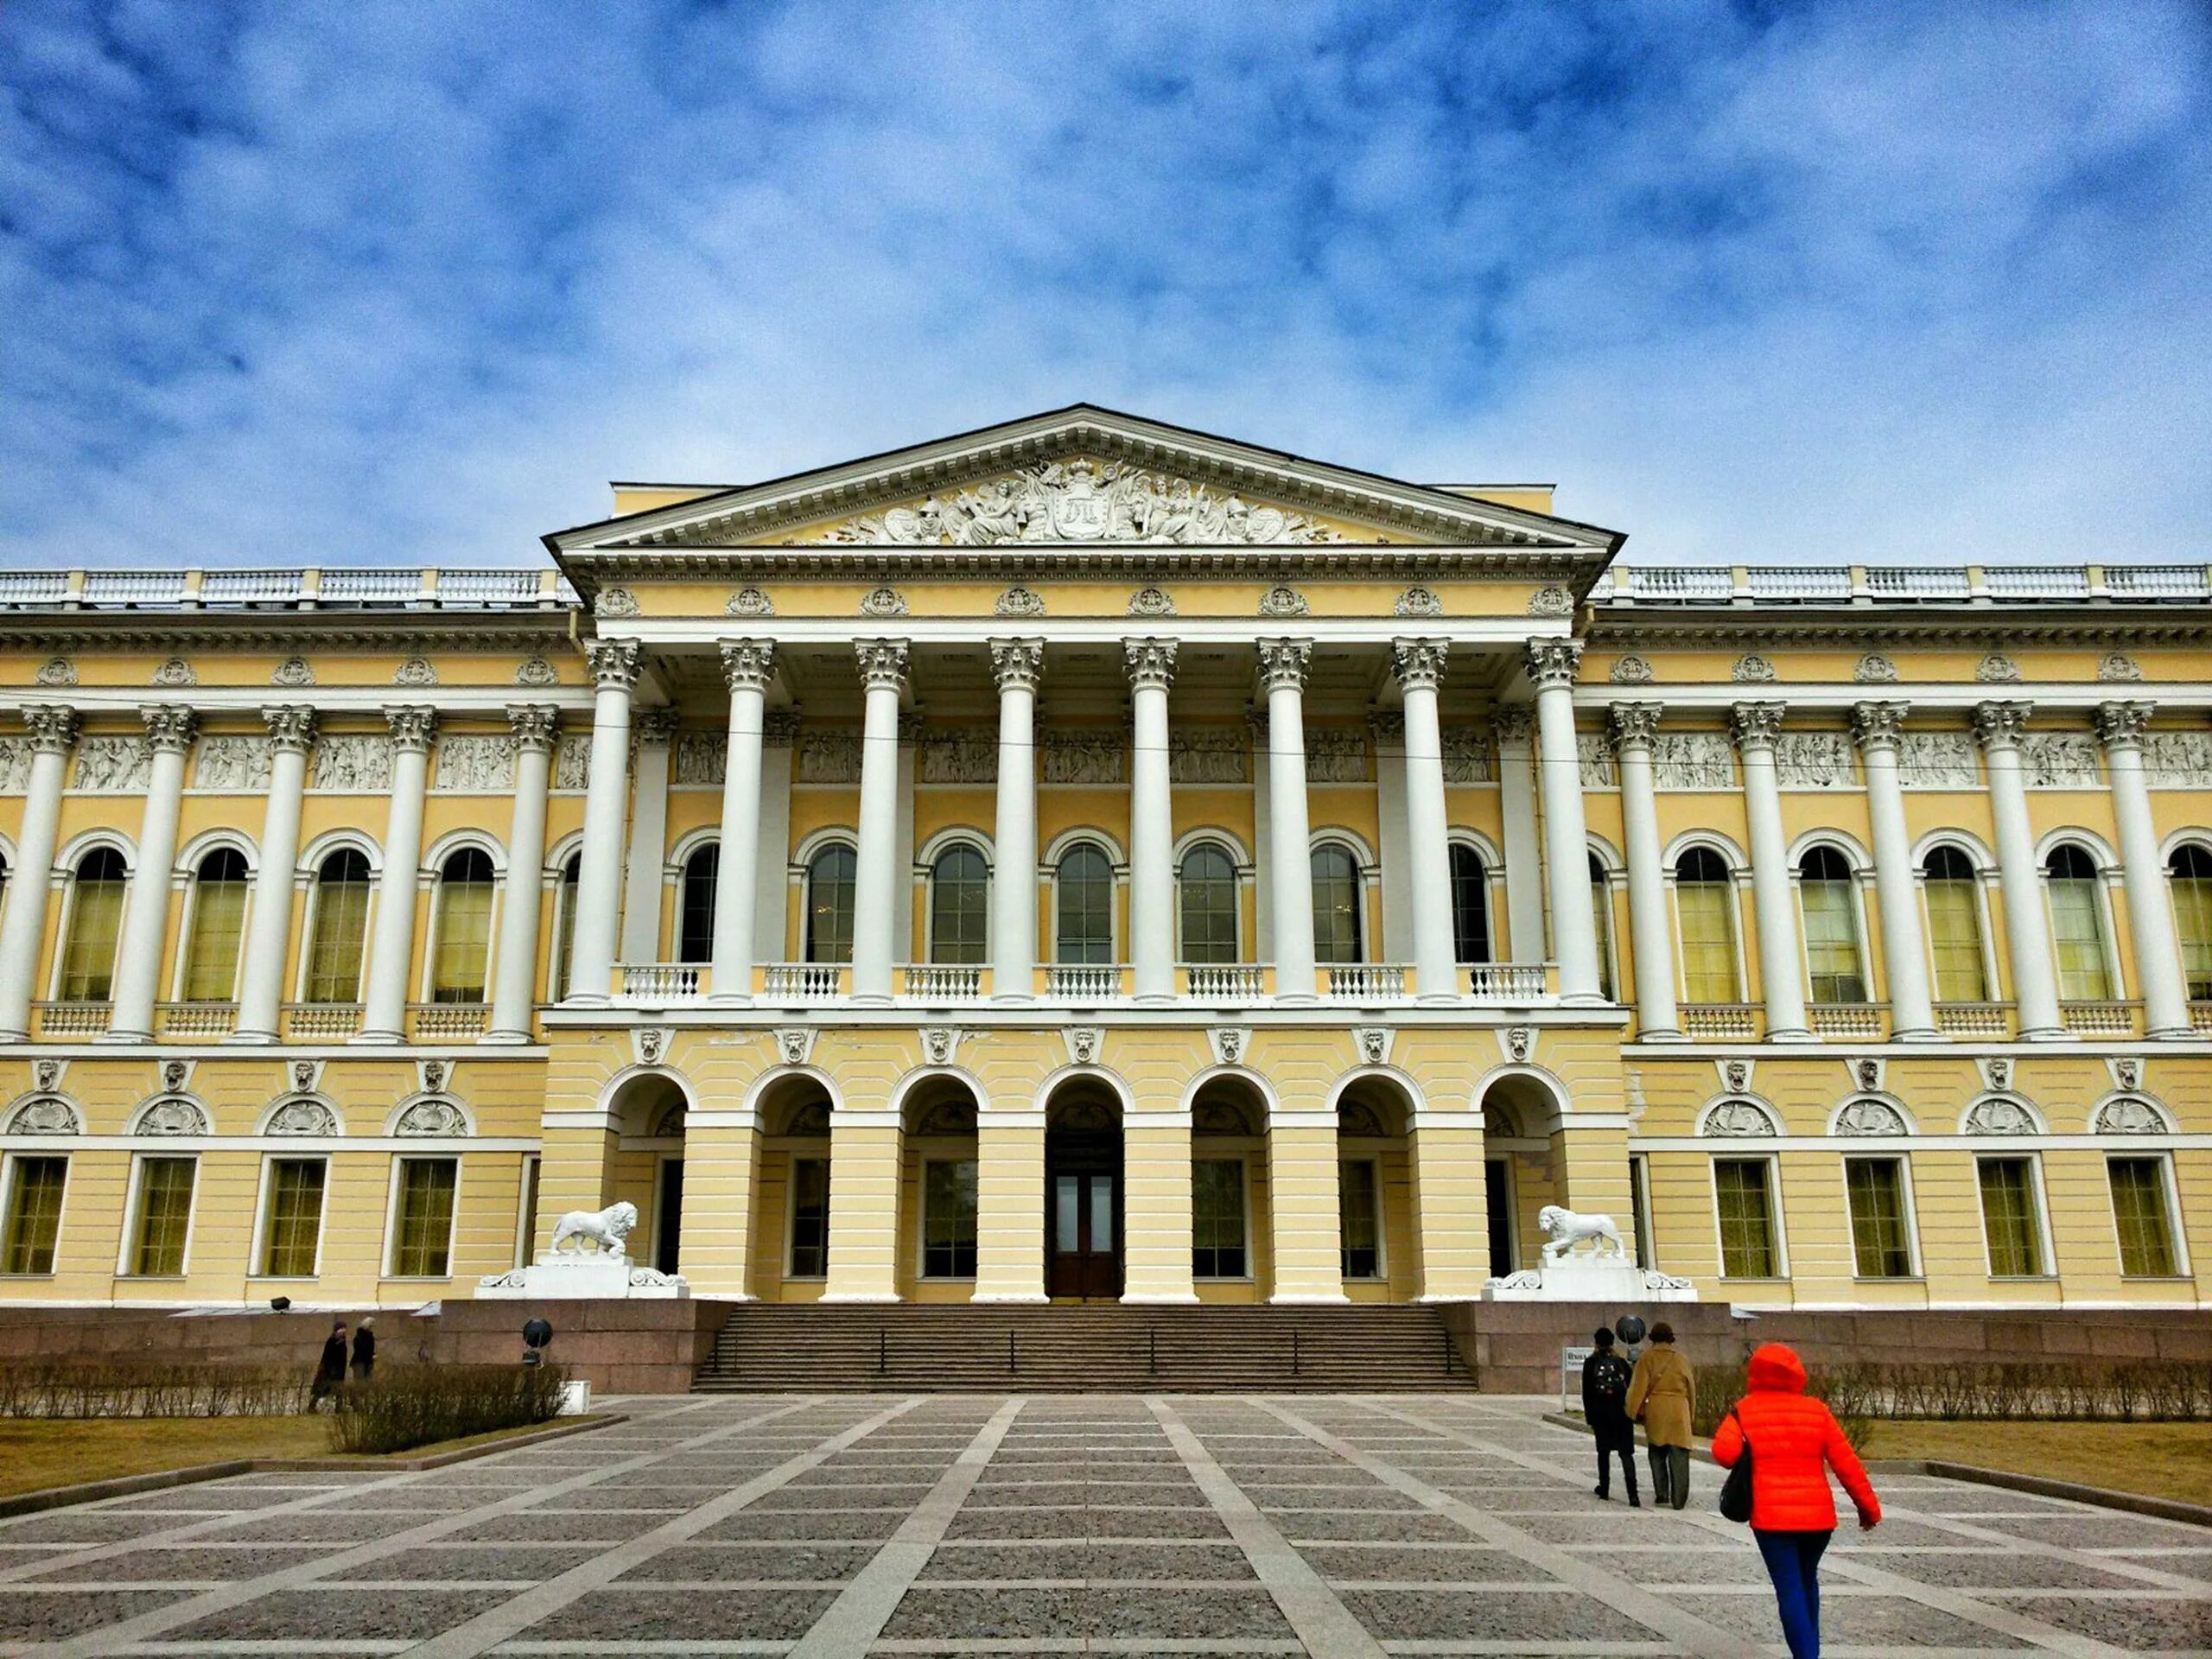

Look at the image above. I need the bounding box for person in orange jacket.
[1711,1343,1880,1659]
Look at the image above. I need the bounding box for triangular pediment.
[548,404,1618,556]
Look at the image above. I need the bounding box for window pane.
[306,854,372,1004]
[1312,847,1363,964]
[1053,1175,1078,1254]
[1978,1158,2044,1276]
[2109,1158,2177,1277]
[1714,1159,1778,1278]
[181,851,250,1001]
[130,1157,197,1276]
[1845,1158,1912,1278]
[2171,848,2212,1001]
[931,847,988,964]
[1675,873,1738,1002]
[60,851,128,1001]
[1179,844,1239,964]
[552,856,581,998]
[1339,1159,1381,1279]
[1088,1174,1114,1253]
[806,848,856,963]
[391,1158,458,1277]
[1056,845,1113,964]
[1192,1159,1246,1279]
[2048,853,2112,1000]
[431,854,494,1003]
[1590,854,1614,999]
[260,1159,326,1277]
[789,1159,830,1276]
[1449,844,1490,963]
[678,845,719,964]
[922,1160,978,1278]
[1800,871,1867,1004]
[2,1157,67,1274]
[1925,874,1989,1002]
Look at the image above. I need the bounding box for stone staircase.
[693,1302,1476,1392]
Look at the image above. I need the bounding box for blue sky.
[4,0,2209,566]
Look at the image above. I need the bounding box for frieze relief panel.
[1168,730,1249,785]
[73,736,152,792]
[1043,730,1124,785]
[2019,733,2100,789]
[674,732,726,786]
[433,735,516,793]
[1774,732,1857,789]
[921,728,998,785]
[1897,732,1978,790]
[1576,734,1617,788]
[311,735,392,792]
[0,740,33,793]
[1440,730,1495,785]
[1652,734,1737,791]
[195,736,272,791]
[1306,729,1370,785]
[798,731,861,785]
[553,734,594,791]
[2142,731,2212,788]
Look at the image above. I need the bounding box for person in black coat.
[1581,1327,1640,1505]
[311,1319,347,1408]
[349,1317,376,1382]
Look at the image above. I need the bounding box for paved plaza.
[0,1395,2204,1657]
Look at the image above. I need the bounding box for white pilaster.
[753,714,797,964]
[0,709,77,1040]
[2098,700,2194,1039]
[620,709,677,963]
[357,706,436,1042]
[1493,705,1546,963]
[565,640,639,1007]
[1608,703,1681,1040]
[1974,701,2063,1039]
[1126,638,1178,1001]
[1732,701,1810,1040]
[1259,639,1316,1000]
[488,706,558,1042]
[232,708,316,1044]
[990,639,1044,1001]
[103,707,198,1042]
[1853,702,1937,1039]
[852,639,910,1001]
[710,641,774,1003]
[1394,639,1458,1001]
[1371,712,1414,963]
[1530,641,1602,1004]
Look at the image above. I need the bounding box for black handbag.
[1717,1408,1754,1523]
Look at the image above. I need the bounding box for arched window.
[677,843,719,964]
[804,844,856,964]
[1311,843,1363,964]
[429,848,495,1004]
[1055,843,1113,964]
[181,848,251,1002]
[550,853,582,999]
[1178,842,1239,964]
[930,844,988,964]
[2046,843,2113,1000]
[2170,844,2212,1001]
[1589,851,1615,1000]
[58,847,129,1001]
[1449,844,1490,964]
[1798,845,1867,1004]
[1923,846,1988,1002]
[1674,847,1738,1003]
[304,849,372,1005]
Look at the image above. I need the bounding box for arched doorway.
[1335,1076,1414,1300]
[1476,1073,1565,1278]
[1044,1078,1122,1300]
[607,1072,689,1276]
[1190,1074,1269,1300]
[900,1075,982,1300]
[754,1072,834,1299]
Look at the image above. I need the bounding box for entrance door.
[1046,1132,1122,1299]
[1485,1158,1514,1277]
[655,1158,684,1276]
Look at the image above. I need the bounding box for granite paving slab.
[1672,1586,2037,1649]
[1340,1586,1661,1642]
[526,1585,840,1640]
[918,1541,1258,1580]
[41,1544,339,1582]
[329,1544,605,1582]
[0,1588,191,1641]
[1992,1593,2212,1649]
[161,1586,514,1641]
[613,1541,879,1581]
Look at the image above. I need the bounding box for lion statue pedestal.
[1484,1205,1699,1303]
[476,1202,690,1300]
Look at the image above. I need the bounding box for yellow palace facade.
[0,408,2207,1316]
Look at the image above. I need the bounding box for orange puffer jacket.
[1710,1344,1880,1533]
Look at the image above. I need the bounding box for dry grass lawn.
[1859,1419,2212,1509]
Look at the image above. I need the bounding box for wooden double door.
[1046,1129,1122,1300]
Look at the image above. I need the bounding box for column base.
[351,1029,406,1046]
[1414,1293,1481,1304]
[561,994,612,1009]
[819,1292,901,1304]
[849,994,894,1007]
[1890,1026,1943,1042]
[1635,1027,1690,1043]
[2022,1025,2071,1042]
[1766,1026,1817,1043]
[478,1029,535,1046]
[1268,1291,1351,1305]
[1119,1291,1200,1304]
[988,993,1035,1005]
[973,1291,1050,1303]
[0,1028,27,1045]
[94,1028,150,1045]
[2149,1024,2199,1041]
[705,993,753,1009]
[1272,992,1319,1007]
[1560,993,1612,1008]
[225,1029,278,1046]
[1415,991,1461,1007]
[1133,992,1176,1007]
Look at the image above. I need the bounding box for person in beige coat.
[1624,1321,1697,1510]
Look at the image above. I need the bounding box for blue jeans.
[1754,1528,1831,1659]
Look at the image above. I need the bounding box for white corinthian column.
[2097,700,2193,1039]
[0,709,77,1040]
[488,705,558,1042]
[1732,701,1811,1040]
[1125,638,1177,1002]
[990,639,1043,1001]
[565,640,639,1007]
[1258,639,1316,1001]
[1528,639,1602,1003]
[1608,702,1681,1040]
[851,639,910,1001]
[1853,701,1936,1040]
[1973,700,2063,1039]
[358,707,436,1043]
[1392,638,1457,1001]
[105,707,199,1043]
[710,640,775,1004]
[232,707,316,1044]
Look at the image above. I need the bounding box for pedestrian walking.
[349,1316,376,1383]
[1580,1327,1638,1506]
[1712,1343,1880,1659]
[1625,1319,1696,1510]
[310,1319,347,1409]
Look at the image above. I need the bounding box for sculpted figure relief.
[196,736,272,791]
[312,735,392,792]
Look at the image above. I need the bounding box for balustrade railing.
[199,569,306,607]
[1936,1001,2012,1036]
[156,1001,238,1038]
[81,571,187,607]
[2060,999,2138,1035]
[1599,563,2212,607]
[1621,567,1732,603]
[1045,964,1122,1000]
[2193,1001,2212,1034]
[319,568,428,605]
[1809,1003,1885,1039]
[1466,962,1548,1000]
[1325,963,1408,1000]
[1863,565,1970,600]
[2106,564,2209,599]
[1750,567,1851,602]
[284,1002,363,1039]
[620,963,706,1001]
[1185,963,1266,1000]
[1986,565,2092,601]
[411,1003,489,1039]
[0,573,68,605]
[900,963,984,1000]
[34,1001,112,1037]
[764,963,846,1000]
[436,569,546,606]
[1681,1003,1758,1039]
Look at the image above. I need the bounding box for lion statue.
[1537,1205,1625,1262]
[550,1201,639,1258]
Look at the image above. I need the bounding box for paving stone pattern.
[0,1393,2203,1655]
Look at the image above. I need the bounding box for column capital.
[633,708,679,747]
[1730,700,1785,750]
[1256,638,1312,691]
[506,704,560,753]
[1491,704,1534,747]
[1390,637,1448,692]
[142,705,201,754]
[719,638,777,693]
[22,706,79,753]
[1370,709,1407,743]
[990,638,1045,692]
[855,638,910,693]
[257,706,315,754]
[2094,699,2153,750]
[384,705,438,753]
[1850,699,1910,751]
[1524,637,1583,689]
[897,710,926,745]
[1123,637,1177,690]
[1971,698,2033,751]
[1606,702,1661,753]
[585,638,642,690]
[763,709,802,747]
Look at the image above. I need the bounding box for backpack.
[1588,1352,1630,1408]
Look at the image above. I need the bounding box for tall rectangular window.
[1628,1154,1655,1269]
[2108,1157,2179,1277]
[129,1156,197,1276]
[2,1156,67,1274]
[922,1160,978,1279]
[1675,882,1739,1002]
[181,877,249,1001]
[1339,1160,1381,1280]
[1924,877,1989,1001]
[1192,1159,1247,1279]
[1713,1158,1779,1279]
[2049,880,2113,1000]
[788,1158,830,1277]
[1844,1157,1913,1279]
[514,1154,542,1268]
[390,1157,459,1278]
[1977,1156,2045,1277]
[1800,880,1867,1003]
[259,1159,327,1276]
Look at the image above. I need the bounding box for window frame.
[1051,840,1117,966]
[1840,1154,1921,1281]
[52,844,131,1002]
[0,1152,69,1277]
[1974,1154,2054,1281]
[2107,1152,2189,1280]
[425,847,499,1005]
[1310,841,1366,966]
[118,1153,200,1279]
[1192,1154,1253,1281]
[383,1154,462,1281]
[785,1155,831,1280]
[925,842,991,967]
[2043,842,2120,1002]
[548,851,582,999]
[2167,842,2212,1002]
[1589,849,1619,1000]
[1447,840,1492,966]
[1710,1154,1787,1281]
[175,845,252,1004]
[1796,843,1872,1006]
[514,1153,542,1269]
[299,846,376,1006]
[676,841,721,966]
[1338,1156,1385,1281]
[1671,845,1746,1004]
[803,842,859,965]
[918,1156,980,1281]
[1919,842,1997,1006]
[1627,1153,1655,1270]
[1175,840,1243,966]
[249,1154,330,1281]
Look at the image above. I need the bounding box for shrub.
[0,1359,308,1419]
[1692,1356,2212,1441]
[327,1363,569,1456]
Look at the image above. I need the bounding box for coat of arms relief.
[815,460,1349,546]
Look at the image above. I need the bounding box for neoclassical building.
[0,407,2205,1314]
